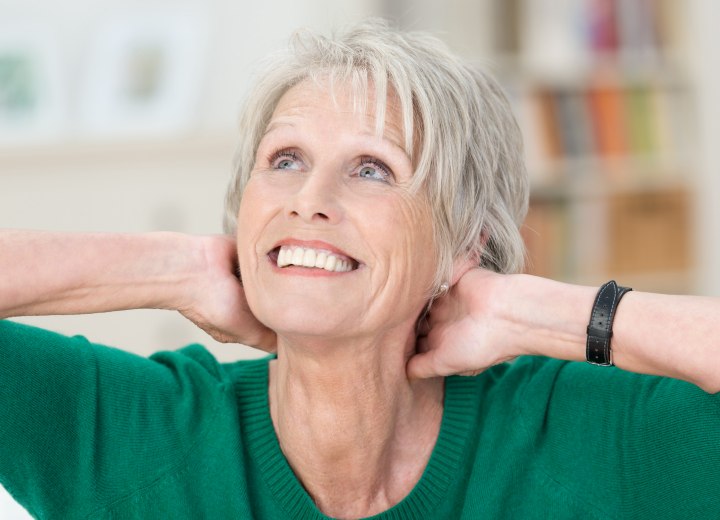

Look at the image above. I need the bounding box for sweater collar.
[231,357,479,519]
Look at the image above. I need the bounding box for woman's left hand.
[407,267,720,393]
[407,269,524,378]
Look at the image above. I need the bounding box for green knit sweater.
[1,319,718,519]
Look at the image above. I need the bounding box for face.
[236,79,437,341]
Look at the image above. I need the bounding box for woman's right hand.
[0,230,275,351]
[179,235,276,351]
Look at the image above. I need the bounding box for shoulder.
[465,355,720,475]
[508,356,720,517]
[467,355,553,405]
[149,343,229,386]
[501,355,719,443]
[458,357,720,517]
[0,318,92,353]
[511,355,718,418]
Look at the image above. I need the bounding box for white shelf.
[0,134,237,167]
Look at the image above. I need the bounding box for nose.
[285,167,344,224]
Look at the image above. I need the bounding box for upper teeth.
[276,246,354,272]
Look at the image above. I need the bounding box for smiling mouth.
[268,245,360,273]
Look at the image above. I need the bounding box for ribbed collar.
[230,357,478,519]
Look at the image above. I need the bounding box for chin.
[254,297,352,339]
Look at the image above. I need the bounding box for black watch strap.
[586,280,632,366]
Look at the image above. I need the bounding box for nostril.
[289,210,331,221]
[286,194,343,224]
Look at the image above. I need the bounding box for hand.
[179,235,276,351]
[407,269,523,379]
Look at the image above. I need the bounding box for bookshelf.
[392,0,701,293]
[491,0,697,293]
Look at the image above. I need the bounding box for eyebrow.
[262,120,294,137]
[262,120,411,163]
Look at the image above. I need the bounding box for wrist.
[0,231,204,317]
[151,232,216,313]
[501,275,594,361]
[93,231,208,313]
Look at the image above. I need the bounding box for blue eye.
[276,158,297,169]
[269,149,301,170]
[357,157,392,183]
[358,165,384,180]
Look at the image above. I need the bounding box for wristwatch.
[586,280,632,366]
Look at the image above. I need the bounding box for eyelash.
[357,156,393,181]
[266,148,394,182]
[267,148,299,167]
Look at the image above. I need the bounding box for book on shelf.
[607,188,691,275]
[615,0,662,59]
[625,84,656,156]
[587,84,629,158]
[524,187,691,286]
[515,83,689,178]
[554,89,594,159]
[519,0,677,67]
[507,0,694,293]
[588,0,619,53]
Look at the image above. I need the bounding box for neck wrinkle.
[268,323,444,518]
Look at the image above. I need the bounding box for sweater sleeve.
[0,319,228,520]
[516,357,720,519]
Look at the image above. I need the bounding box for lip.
[269,238,361,264]
[266,237,363,276]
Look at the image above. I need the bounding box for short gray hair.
[224,18,528,293]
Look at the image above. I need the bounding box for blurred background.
[1,0,719,515]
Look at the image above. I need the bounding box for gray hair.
[224,18,528,294]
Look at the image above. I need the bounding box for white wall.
[688,0,720,296]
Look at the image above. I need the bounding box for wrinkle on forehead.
[266,76,412,163]
[291,72,416,163]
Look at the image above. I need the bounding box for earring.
[439,282,449,292]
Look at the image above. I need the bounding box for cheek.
[235,187,270,323]
[235,182,271,269]
[400,200,437,287]
[235,196,254,257]
[388,193,435,256]
[368,193,436,285]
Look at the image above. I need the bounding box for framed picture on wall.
[79,10,208,138]
[0,24,65,144]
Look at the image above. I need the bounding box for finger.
[457,369,486,377]
[406,349,452,379]
[406,352,437,379]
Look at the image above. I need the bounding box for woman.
[1,19,719,519]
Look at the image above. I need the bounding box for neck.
[268,325,444,518]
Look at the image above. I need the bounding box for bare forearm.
[611,291,720,393]
[0,230,202,318]
[512,275,720,393]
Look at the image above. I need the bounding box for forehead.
[267,78,408,150]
